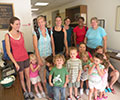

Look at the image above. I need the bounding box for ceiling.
[31,0,75,14]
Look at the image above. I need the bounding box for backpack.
[35,27,51,40]
[2,34,11,60]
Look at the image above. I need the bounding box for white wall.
[0,0,33,52]
[38,0,120,51]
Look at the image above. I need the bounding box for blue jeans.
[53,86,66,100]
[46,82,53,98]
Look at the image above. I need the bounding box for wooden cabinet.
[65,5,87,27]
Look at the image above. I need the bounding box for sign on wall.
[0,3,14,30]
[116,6,120,31]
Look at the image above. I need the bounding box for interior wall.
[0,0,33,52]
[38,0,120,51]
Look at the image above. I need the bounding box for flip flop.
[105,89,108,93]
[107,88,112,92]
[102,95,108,99]
[111,88,116,94]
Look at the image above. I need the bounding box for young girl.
[88,53,104,100]
[80,52,91,96]
[66,47,82,100]
[49,54,69,100]
[77,43,92,61]
[95,46,119,94]
[44,56,54,100]
[98,59,109,100]
[29,54,46,98]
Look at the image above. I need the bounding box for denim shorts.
[68,82,80,88]
[17,59,30,72]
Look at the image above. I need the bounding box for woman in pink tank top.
[5,17,34,99]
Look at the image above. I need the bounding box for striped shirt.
[66,58,82,83]
[33,28,52,57]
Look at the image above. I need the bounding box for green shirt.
[50,66,68,87]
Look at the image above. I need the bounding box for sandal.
[102,95,108,99]
[111,88,116,94]
[74,95,80,100]
[67,96,72,100]
[97,96,103,100]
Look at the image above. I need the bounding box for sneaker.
[80,88,83,95]
[86,89,89,95]
[29,92,35,99]
[41,92,46,98]
[67,96,72,100]
[36,93,42,98]
[24,91,29,99]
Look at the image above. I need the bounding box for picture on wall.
[98,19,105,28]
[0,3,14,30]
[115,6,120,31]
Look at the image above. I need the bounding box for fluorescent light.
[35,2,49,6]
[31,8,39,11]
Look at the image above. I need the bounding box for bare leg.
[99,91,103,98]
[69,87,72,98]
[38,82,44,92]
[94,88,97,99]
[88,88,93,100]
[24,67,31,92]
[19,71,27,92]
[109,70,119,89]
[74,87,78,97]
[34,83,39,93]
[80,81,83,89]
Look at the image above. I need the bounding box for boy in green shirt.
[49,54,68,100]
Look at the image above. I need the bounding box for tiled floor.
[34,82,120,100]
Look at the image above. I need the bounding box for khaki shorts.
[30,76,41,84]
[17,59,30,72]
[68,82,80,88]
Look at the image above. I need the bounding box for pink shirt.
[76,51,92,59]
[73,26,88,44]
[9,32,29,62]
[30,64,39,78]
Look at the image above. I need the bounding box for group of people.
[4,15,119,100]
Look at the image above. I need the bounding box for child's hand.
[76,77,80,82]
[50,82,53,87]
[63,83,67,87]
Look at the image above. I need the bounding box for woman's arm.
[51,34,55,56]
[84,37,87,44]
[73,32,77,47]
[33,35,43,66]
[5,34,20,71]
[103,36,107,53]
[63,28,68,56]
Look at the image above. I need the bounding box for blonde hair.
[37,15,45,22]
[29,54,37,63]
[53,54,65,65]
[81,51,89,59]
[69,46,77,52]
[90,17,98,23]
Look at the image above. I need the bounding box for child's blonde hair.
[53,54,65,65]
[95,46,103,51]
[69,47,77,53]
[29,54,37,63]
[81,51,89,59]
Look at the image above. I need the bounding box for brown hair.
[78,16,84,21]
[8,17,20,31]
[64,17,71,24]
[53,54,65,65]
[90,17,98,23]
[45,55,53,64]
[95,46,103,52]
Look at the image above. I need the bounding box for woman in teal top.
[33,15,55,66]
[64,17,73,47]
[84,17,107,55]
